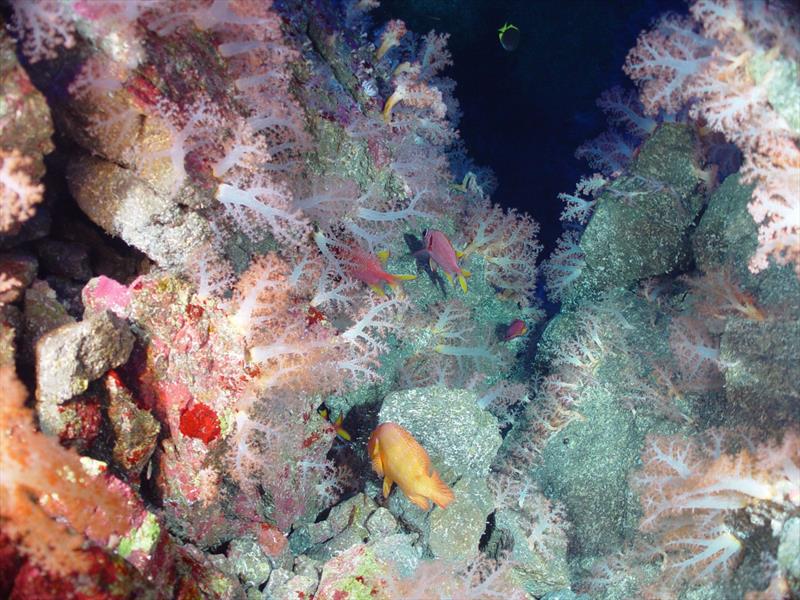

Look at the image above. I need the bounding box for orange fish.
[344,246,416,296]
[367,422,455,510]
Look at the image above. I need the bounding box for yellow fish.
[318,405,351,442]
[367,422,454,510]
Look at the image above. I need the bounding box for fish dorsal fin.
[377,250,391,263]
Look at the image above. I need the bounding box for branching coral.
[682,268,766,321]
[625,0,800,276]
[399,301,498,388]
[9,0,77,62]
[542,231,585,301]
[631,430,799,585]
[375,19,407,61]
[668,316,722,389]
[461,198,542,303]
[0,367,147,576]
[0,149,44,235]
[557,174,607,225]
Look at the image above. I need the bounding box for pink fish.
[504,319,528,341]
[416,229,470,292]
[343,245,416,296]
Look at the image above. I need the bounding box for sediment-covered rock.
[36,309,134,436]
[67,156,210,270]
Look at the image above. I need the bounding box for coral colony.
[0,0,797,599]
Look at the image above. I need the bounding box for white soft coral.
[632,430,800,584]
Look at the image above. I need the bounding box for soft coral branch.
[9,0,77,63]
[624,14,715,114]
[0,367,146,577]
[461,198,542,302]
[0,150,44,235]
[632,429,799,585]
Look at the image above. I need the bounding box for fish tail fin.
[383,92,400,122]
[457,272,469,293]
[428,471,455,509]
[333,414,351,441]
[387,275,414,298]
[369,284,387,297]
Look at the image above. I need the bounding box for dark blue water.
[374,0,685,253]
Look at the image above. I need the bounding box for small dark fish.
[498,22,520,51]
[317,405,351,441]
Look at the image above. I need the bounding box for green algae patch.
[316,545,388,600]
[116,512,160,559]
[750,51,800,134]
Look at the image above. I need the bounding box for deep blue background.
[373,0,685,253]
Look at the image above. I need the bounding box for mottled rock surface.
[720,318,800,422]
[36,309,134,436]
[692,172,800,318]
[378,386,502,480]
[489,507,571,596]
[565,124,704,303]
[536,385,641,557]
[227,536,273,589]
[106,375,159,477]
[0,27,53,160]
[428,476,493,560]
[779,517,800,593]
[365,507,397,538]
[67,156,210,270]
[36,239,93,281]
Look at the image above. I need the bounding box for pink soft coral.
[9,0,76,62]
[461,198,542,303]
[0,150,44,235]
[632,430,799,585]
[624,14,715,115]
[0,366,147,577]
[542,230,585,301]
[625,0,800,276]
